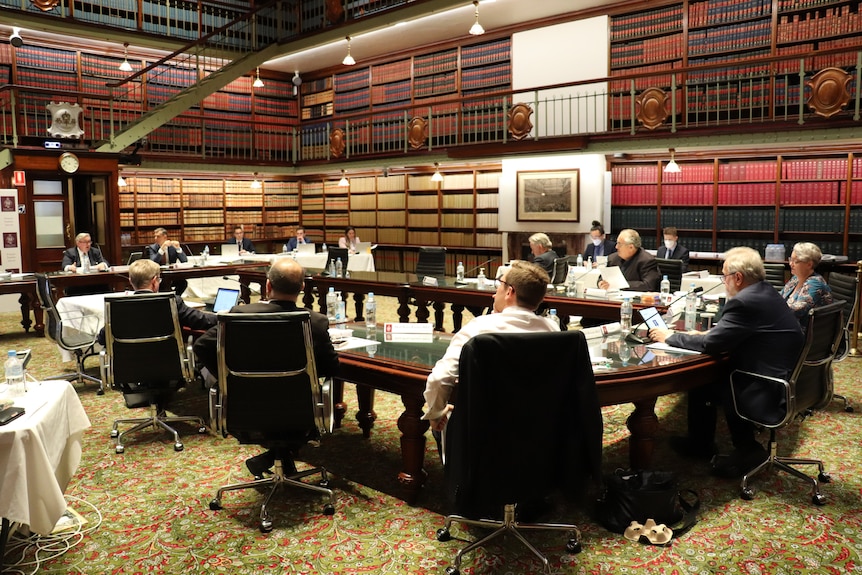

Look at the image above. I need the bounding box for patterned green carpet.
[3,303,862,575]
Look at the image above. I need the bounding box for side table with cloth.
[0,380,91,561]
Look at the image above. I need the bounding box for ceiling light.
[250,173,262,189]
[253,67,264,88]
[663,148,681,174]
[342,36,356,66]
[431,162,444,182]
[119,42,132,72]
[469,1,485,36]
[338,170,350,187]
[117,175,127,187]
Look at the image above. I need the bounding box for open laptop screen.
[638,306,668,330]
[221,244,239,257]
[212,287,240,313]
[296,243,316,255]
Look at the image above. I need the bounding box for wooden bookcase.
[610,152,862,260]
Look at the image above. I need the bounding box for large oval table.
[334,325,724,504]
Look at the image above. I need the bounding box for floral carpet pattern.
[2,302,862,575]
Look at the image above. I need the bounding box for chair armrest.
[729,369,793,428]
[99,350,113,390]
[315,377,334,435]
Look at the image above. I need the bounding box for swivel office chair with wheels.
[825,272,858,412]
[436,331,603,574]
[208,311,336,533]
[656,257,684,292]
[763,263,786,290]
[416,246,447,278]
[729,300,845,504]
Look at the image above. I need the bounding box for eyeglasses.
[494,278,514,292]
[720,272,738,283]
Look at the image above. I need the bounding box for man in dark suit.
[286,226,309,251]
[231,225,255,255]
[598,229,660,291]
[98,258,216,345]
[583,220,616,263]
[61,232,111,295]
[656,226,691,272]
[145,227,188,296]
[194,257,339,478]
[649,246,804,477]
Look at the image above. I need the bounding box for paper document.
[646,342,702,355]
[599,266,629,290]
[333,337,380,351]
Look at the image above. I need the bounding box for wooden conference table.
[333,324,723,504]
[0,275,43,337]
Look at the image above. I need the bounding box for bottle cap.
[7,350,15,357]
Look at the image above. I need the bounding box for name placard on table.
[383,322,434,342]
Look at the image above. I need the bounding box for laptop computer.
[296,243,316,255]
[212,287,241,313]
[220,243,239,258]
[638,306,669,330]
[353,241,373,254]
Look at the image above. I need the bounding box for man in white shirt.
[61,232,109,272]
[423,260,559,433]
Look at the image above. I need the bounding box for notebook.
[297,243,316,255]
[212,287,240,313]
[220,243,239,258]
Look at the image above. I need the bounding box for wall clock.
[59,152,80,174]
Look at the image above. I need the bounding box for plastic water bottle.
[335,295,346,327]
[4,350,24,398]
[326,287,337,325]
[456,261,465,282]
[321,242,328,253]
[82,257,90,273]
[576,253,584,267]
[620,297,632,335]
[660,275,671,305]
[365,292,376,330]
[335,257,343,278]
[685,283,698,331]
[587,256,592,268]
[202,245,209,264]
[565,266,578,297]
[282,244,288,254]
[476,267,486,290]
[618,339,632,365]
[548,308,560,329]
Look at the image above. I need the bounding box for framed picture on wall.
[516,170,580,222]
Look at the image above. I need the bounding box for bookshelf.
[300,76,334,120]
[610,152,862,260]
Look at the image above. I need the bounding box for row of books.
[264,209,299,222]
[611,207,658,231]
[716,208,776,231]
[183,210,225,224]
[203,91,253,113]
[334,88,371,112]
[414,50,458,77]
[301,77,333,95]
[122,212,180,226]
[460,38,511,68]
[610,4,683,41]
[778,0,854,12]
[371,59,412,84]
[610,34,684,68]
[371,81,412,105]
[377,212,407,227]
[686,51,771,84]
[414,73,458,98]
[662,208,714,229]
[461,63,511,91]
[780,208,845,231]
[689,20,772,55]
[263,196,300,207]
[689,0,772,28]
[349,212,377,227]
[335,68,371,93]
[777,5,861,44]
[301,103,334,119]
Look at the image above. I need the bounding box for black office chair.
[436,331,602,574]
[208,311,336,533]
[655,257,684,292]
[126,251,143,265]
[551,255,580,285]
[763,263,786,290]
[101,292,206,453]
[34,273,103,393]
[324,247,349,274]
[729,300,845,505]
[416,246,447,277]
[825,272,858,412]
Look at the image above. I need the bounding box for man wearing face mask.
[656,226,690,272]
[583,220,617,263]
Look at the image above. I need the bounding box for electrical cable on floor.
[2,494,102,575]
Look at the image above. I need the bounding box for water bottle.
[576,253,584,267]
[476,267,486,290]
[620,297,632,335]
[618,339,632,365]
[456,261,465,282]
[321,242,328,253]
[82,256,90,273]
[328,258,336,277]
[335,295,346,327]
[335,257,343,278]
[4,350,24,398]
[565,266,578,297]
[365,292,376,330]
[202,245,209,264]
[326,287,337,325]
[282,244,288,254]
[548,308,560,329]
[587,256,592,268]
[660,275,671,305]
[685,283,698,331]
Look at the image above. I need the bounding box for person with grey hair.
[528,232,558,274]
[598,228,660,291]
[649,247,803,478]
[781,242,833,325]
[62,232,109,272]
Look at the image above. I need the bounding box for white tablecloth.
[0,380,91,534]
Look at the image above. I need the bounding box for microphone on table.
[183,244,195,258]
[463,258,499,278]
[625,285,706,345]
[221,275,262,297]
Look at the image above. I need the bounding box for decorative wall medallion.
[806,67,851,119]
[46,101,84,138]
[330,128,346,158]
[30,0,60,11]
[408,117,428,149]
[507,103,533,141]
[635,87,670,130]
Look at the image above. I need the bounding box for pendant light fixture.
[119,42,133,72]
[253,67,264,88]
[469,1,485,36]
[342,36,356,66]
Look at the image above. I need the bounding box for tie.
[667,248,673,259]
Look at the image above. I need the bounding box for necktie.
[668,248,673,259]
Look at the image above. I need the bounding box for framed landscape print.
[516,170,580,222]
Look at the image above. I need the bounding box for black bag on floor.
[595,469,699,538]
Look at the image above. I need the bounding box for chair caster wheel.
[97,389,104,396]
[323,504,335,516]
[110,429,118,438]
[209,499,222,511]
[846,405,854,413]
[115,445,125,454]
[260,520,273,533]
[436,528,452,542]
[813,493,827,506]
[741,487,755,500]
[819,472,832,483]
[566,539,582,554]
[198,426,207,434]
[319,479,331,488]
[174,442,184,452]
[445,566,460,575]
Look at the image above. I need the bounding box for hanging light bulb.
[338,169,350,187]
[342,36,356,66]
[250,173,262,189]
[663,148,681,173]
[253,67,264,88]
[117,175,127,187]
[431,162,444,182]
[119,42,133,72]
[469,1,485,36]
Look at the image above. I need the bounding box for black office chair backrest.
[34,273,62,344]
[655,257,684,292]
[103,292,188,389]
[127,251,143,265]
[551,256,580,284]
[826,272,858,360]
[325,247,349,273]
[216,311,324,445]
[416,246,447,277]
[763,263,786,290]
[444,331,602,518]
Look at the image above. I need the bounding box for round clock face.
[59,152,79,174]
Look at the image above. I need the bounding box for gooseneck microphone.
[625,285,709,344]
[221,275,262,296]
[463,257,499,277]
